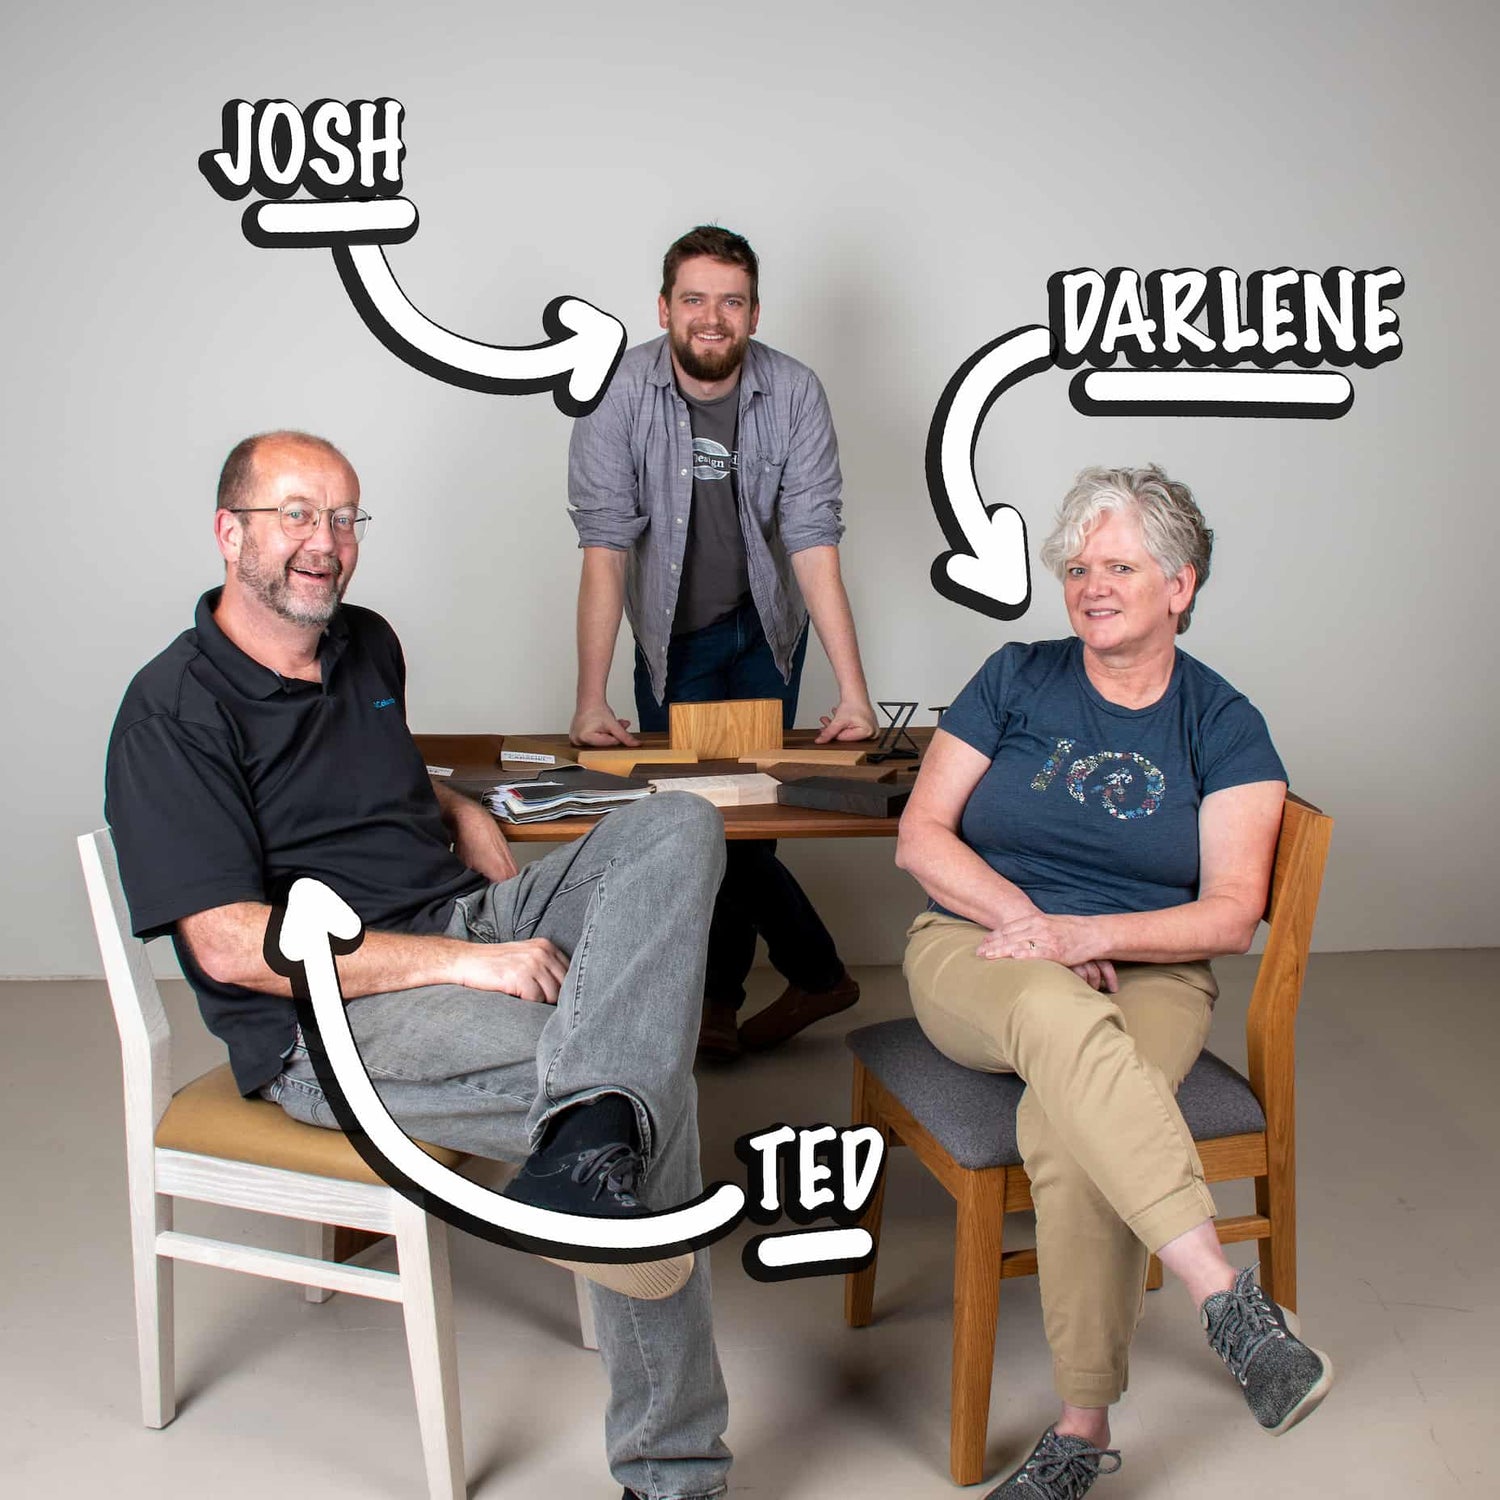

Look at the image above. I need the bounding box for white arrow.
[925,325,1054,620]
[241,198,627,417]
[276,877,746,1256]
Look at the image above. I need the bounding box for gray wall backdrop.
[4,1,1497,977]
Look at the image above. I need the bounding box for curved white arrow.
[925,324,1054,621]
[335,243,626,416]
[275,877,745,1257]
[240,198,627,418]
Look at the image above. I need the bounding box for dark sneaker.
[505,1140,694,1301]
[1201,1266,1334,1434]
[697,996,742,1062]
[985,1427,1120,1498]
[507,1140,651,1214]
[737,969,861,1051]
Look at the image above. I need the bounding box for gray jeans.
[261,791,731,1500]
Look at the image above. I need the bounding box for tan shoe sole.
[544,1249,695,1300]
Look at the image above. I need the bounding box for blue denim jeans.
[260,792,730,1500]
[634,600,844,1007]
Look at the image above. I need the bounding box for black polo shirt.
[104,590,484,1095]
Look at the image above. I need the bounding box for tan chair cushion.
[155,1063,467,1186]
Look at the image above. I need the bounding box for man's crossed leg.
[261,792,732,1500]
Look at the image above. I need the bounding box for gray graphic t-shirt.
[673,382,750,635]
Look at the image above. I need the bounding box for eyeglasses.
[228,502,371,542]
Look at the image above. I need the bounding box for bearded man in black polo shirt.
[104,431,732,1500]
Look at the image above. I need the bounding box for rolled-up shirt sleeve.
[568,388,649,551]
[776,369,845,553]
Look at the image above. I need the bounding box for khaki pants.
[904,912,1219,1407]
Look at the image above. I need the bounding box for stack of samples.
[483,765,653,824]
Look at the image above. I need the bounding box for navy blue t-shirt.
[935,639,1286,919]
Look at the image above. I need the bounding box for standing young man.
[568,225,877,1060]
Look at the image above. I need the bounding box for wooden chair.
[842,794,1332,1484]
[79,827,592,1499]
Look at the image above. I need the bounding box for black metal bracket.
[868,700,921,762]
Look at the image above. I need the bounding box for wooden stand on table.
[670,699,783,758]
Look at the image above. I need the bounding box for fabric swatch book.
[482,765,653,823]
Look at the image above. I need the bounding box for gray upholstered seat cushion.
[846,1020,1266,1172]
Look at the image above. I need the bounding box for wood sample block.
[739,747,869,768]
[776,776,912,818]
[412,733,505,768]
[577,747,699,775]
[669,699,783,758]
[631,759,746,779]
[767,762,897,783]
[648,772,782,807]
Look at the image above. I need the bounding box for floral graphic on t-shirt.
[1064,751,1165,819]
[1030,737,1076,792]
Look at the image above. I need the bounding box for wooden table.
[413,729,933,842]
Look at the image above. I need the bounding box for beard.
[670,324,749,384]
[236,527,346,628]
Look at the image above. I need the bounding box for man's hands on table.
[570,703,640,747]
[572,696,881,746]
[815,697,879,743]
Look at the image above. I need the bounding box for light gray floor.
[3,951,1495,1497]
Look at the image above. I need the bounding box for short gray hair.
[1039,464,1214,634]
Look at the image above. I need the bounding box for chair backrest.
[78,829,174,1142]
[1244,794,1333,1120]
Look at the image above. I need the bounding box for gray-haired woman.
[897,465,1333,1498]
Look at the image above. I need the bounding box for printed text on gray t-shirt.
[674,382,750,635]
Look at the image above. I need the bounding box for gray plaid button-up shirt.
[568,335,844,707]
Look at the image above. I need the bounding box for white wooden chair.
[78,827,596,1500]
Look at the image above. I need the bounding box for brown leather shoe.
[737,970,861,1051]
[697,997,742,1062]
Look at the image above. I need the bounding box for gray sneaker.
[985,1427,1121,1498]
[1201,1266,1334,1434]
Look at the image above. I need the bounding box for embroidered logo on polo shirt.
[372,697,396,709]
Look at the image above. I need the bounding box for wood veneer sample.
[767,761,896,783]
[648,772,782,807]
[739,746,869,768]
[776,777,912,817]
[631,759,746,779]
[412,733,505,768]
[669,699,783,758]
[576,747,699,774]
